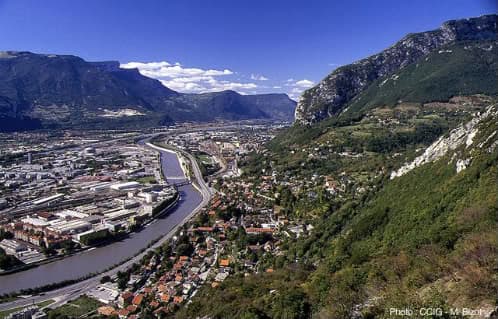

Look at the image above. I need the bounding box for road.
[0,140,213,313]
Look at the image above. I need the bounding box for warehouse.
[47,219,92,235]
[110,182,140,191]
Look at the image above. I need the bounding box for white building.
[110,181,140,191]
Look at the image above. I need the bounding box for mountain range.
[295,14,497,124]
[0,52,296,131]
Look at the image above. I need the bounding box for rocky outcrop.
[295,14,497,124]
[390,104,498,179]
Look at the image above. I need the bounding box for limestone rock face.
[295,15,497,124]
[390,104,498,179]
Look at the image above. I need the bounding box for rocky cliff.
[390,103,498,179]
[295,14,497,124]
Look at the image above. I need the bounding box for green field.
[45,295,102,318]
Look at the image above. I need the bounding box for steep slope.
[271,39,496,151]
[0,52,177,116]
[173,15,498,319]
[343,40,497,118]
[177,103,498,319]
[295,14,496,124]
[0,51,296,131]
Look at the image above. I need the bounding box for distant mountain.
[0,51,296,131]
[295,14,497,124]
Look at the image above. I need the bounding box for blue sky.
[0,0,495,99]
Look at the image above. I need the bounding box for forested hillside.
[173,15,498,319]
[176,103,497,319]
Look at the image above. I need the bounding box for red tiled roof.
[126,305,138,313]
[143,287,153,294]
[132,294,144,305]
[118,309,130,317]
[173,296,183,304]
[98,306,117,316]
[219,259,230,267]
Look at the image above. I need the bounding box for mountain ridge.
[295,14,497,124]
[0,51,296,131]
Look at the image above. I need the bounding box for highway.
[0,139,213,313]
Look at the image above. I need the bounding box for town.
[0,121,313,318]
[2,98,487,318]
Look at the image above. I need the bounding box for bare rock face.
[390,104,498,179]
[295,14,497,124]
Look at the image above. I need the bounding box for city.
[0,1,496,318]
[0,121,305,318]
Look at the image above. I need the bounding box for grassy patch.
[46,295,102,318]
[134,175,157,184]
[197,154,213,164]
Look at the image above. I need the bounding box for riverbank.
[0,137,209,302]
[0,191,180,277]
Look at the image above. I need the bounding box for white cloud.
[121,60,256,94]
[250,74,269,81]
[122,61,233,78]
[283,79,315,100]
[294,79,315,88]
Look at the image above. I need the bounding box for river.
[0,147,202,294]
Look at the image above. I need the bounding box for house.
[196,226,214,232]
[173,296,183,304]
[175,273,183,282]
[118,291,134,307]
[245,227,275,234]
[150,301,159,309]
[143,287,153,295]
[132,293,144,306]
[118,308,130,318]
[98,306,117,316]
[126,305,138,313]
[214,272,229,282]
[219,259,230,267]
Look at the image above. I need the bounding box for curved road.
[0,140,213,312]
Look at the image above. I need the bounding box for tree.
[117,271,130,290]
[100,275,111,284]
[176,243,194,257]
[0,229,14,241]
